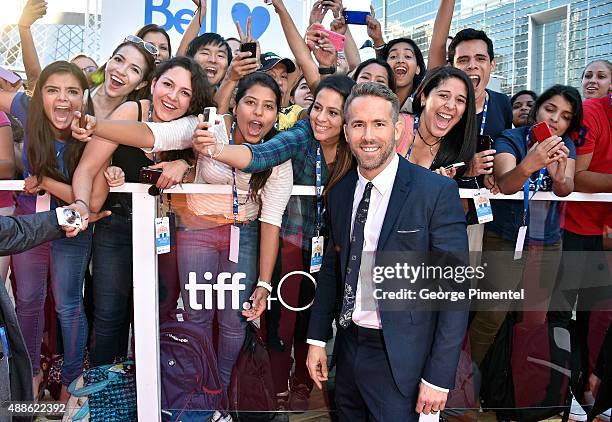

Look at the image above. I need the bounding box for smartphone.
[139,167,163,184]
[532,122,553,143]
[203,106,217,131]
[444,162,466,170]
[80,89,89,127]
[240,42,257,58]
[343,10,371,25]
[0,66,21,85]
[477,135,493,153]
[318,28,346,52]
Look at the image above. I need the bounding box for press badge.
[473,189,493,224]
[310,236,324,273]
[514,226,527,260]
[155,217,171,255]
[35,192,51,213]
[229,225,240,263]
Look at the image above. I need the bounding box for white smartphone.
[202,106,217,130]
[0,66,21,85]
[444,162,466,170]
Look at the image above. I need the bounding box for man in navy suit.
[306,83,469,421]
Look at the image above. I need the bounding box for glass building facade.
[372,0,612,95]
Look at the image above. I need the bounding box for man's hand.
[465,149,496,177]
[192,117,219,157]
[19,0,47,28]
[306,344,328,389]
[226,51,259,83]
[415,382,448,415]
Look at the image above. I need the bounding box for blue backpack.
[160,315,225,421]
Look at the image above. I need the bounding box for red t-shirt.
[562,95,612,235]
[0,111,13,209]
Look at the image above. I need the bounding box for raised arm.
[271,0,322,91]
[574,153,612,192]
[330,4,361,72]
[428,0,455,69]
[18,0,47,89]
[176,0,205,56]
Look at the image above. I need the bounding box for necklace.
[417,127,442,156]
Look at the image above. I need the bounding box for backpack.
[479,313,516,421]
[160,315,225,422]
[228,323,275,421]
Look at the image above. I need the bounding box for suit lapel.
[333,170,358,276]
[378,158,414,250]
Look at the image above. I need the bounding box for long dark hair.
[528,84,583,137]
[90,40,156,102]
[412,66,477,175]
[352,58,397,92]
[136,24,172,57]
[26,61,88,187]
[233,72,282,200]
[383,37,426,95]
[153,56,214,164]
[308,75,356,193]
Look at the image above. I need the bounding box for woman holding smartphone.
[469,85,581,368]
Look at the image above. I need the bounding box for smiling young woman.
[0,61,109,404]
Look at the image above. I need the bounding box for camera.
[139,167,163,184]
[55,207,83,228]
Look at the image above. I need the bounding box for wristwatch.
[318,66,337,75]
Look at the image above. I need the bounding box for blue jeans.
[50,230,92,385]
[176,221,259,391]
[89,213,133,367]
[12,226,91,386]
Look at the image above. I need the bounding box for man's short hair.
[186,33,232,66]
[344,82,400,123]
[448,28,495,64]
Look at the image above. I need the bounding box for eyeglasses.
[124,35,159,58]
[82,65,97,74]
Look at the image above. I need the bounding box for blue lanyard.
[229,120,252,221]
[522,128,546,224]
[404,114,420,160]
[315,145,323,236]
[479,92,489,136]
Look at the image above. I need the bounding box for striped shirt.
[143,116,292,227]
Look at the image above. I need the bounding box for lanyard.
[479,92,489,136]
[404,114,420,160]
[522,128,546,224]
[315,145,323,236]
[229,120,252,221]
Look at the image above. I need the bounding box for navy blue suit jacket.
[307,156,469,397]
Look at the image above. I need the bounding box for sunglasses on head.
[124,35,159,58]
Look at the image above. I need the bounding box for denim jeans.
[89,213,133,367]
[12,226,92,386]
[176,221,259,392]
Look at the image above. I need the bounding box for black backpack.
[229,323,275,421]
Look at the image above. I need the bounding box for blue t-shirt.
[477,89,512,139]
[488,126,576,245]
[11,92,70,213]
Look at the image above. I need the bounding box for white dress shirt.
[306,154,448,393]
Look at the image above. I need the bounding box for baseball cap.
[259,52,296,73]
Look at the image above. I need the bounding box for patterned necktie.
[339,182,374,329]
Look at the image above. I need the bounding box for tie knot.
[365,182,373,192]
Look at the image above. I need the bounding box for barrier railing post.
[131,191,161,421]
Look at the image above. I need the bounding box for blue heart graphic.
[231,3,271,40]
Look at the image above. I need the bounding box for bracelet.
[209,142,225,159]
[74,199,89,211]
[179,159,194,170]
[256,280,272,293]
[373,42,387,51]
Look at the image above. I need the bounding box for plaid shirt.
[244,119,330,249]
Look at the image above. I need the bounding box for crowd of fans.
[0,0,610,420]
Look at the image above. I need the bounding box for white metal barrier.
[0,180,611,421]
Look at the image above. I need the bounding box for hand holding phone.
[532,122,553,143]
[0,66,22,85]
[240,42,257,58]
[343,10,371,25]
[317,28,345,52]
[139,167,163,185]
[202,107,217,131]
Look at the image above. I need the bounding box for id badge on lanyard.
[311,146,324,273]
[514,128,546,260]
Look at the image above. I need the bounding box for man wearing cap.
[259,52,305,131]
